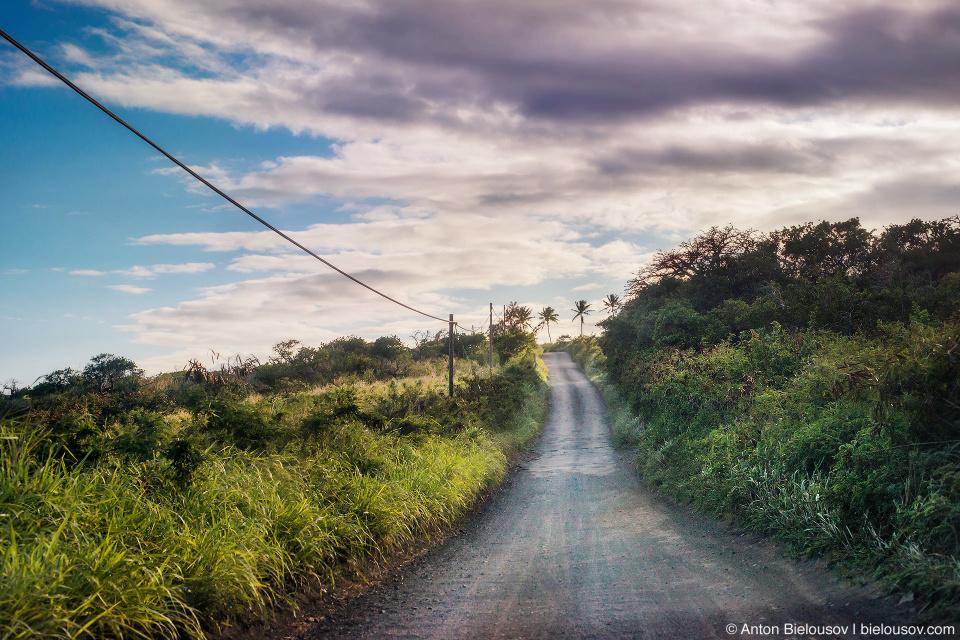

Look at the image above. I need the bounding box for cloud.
[115,270,449,372]
[592,142,836,177]
[67,264,215,279]
[572,283,604,292]
[21,0,960,240]
[107,284,152,294]
[14,0,960,370]
[112,262,216,278]
[118,210,645,365]
[133,213,641,286]
[41,1,960,130]
[3,269,28,276]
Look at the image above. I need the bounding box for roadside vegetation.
[556,216,960,617]
[0,328,547,639]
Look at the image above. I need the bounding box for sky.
[3,0,960,386]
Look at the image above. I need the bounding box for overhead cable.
[0,28,448,324]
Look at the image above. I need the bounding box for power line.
[0,27,449,324]
[454,320,485,334]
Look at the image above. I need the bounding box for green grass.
[0,350,548,639]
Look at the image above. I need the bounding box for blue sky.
[3,0,960,386]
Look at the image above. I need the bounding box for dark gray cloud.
[217,1,960,122]
[60,0,960,128]
[511,5,960,119]
[725,6,960,108]
[593,143,836,177]
[312,74,428,121]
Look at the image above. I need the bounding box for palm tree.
[537,306,559,342]
[505,301,534,331]
[602,293,621,316]
[572,300,592,337]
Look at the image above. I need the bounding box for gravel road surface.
[300,351,926,639]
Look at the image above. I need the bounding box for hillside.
[566,216,960,617]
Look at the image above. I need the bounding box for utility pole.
[488,302,493,373]
[448,313,454,397]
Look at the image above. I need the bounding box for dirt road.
[301,352,921,639]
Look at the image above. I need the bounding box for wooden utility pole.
[488,302,493,373]
[448,313,454,397]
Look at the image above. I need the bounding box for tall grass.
[0,350,547,639]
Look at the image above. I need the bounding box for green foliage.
[112,409,168,463]
[30,368,84,396]
[371,335,405,360]
[493,328,537,362]
[596,316,960,615]
[1,340,549,639]
[592,216,960,616]
[254,335,424,388]
[492,302,535,335]
[615,217,960,350]
[82,354,143,393]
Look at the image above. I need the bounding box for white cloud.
[112,262,216,278]
[70,269,107,276]
[107,284,152,294]
[120,214,646,351]
[572,283,604,292]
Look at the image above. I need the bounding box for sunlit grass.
[0,350,547,639]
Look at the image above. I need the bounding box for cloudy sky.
[2,0,959,384]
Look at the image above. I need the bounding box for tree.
[775,218,874,282]
[536,306,560,342]
[602,294,621,316]
[82,354,143,392]
[572,300,593,337]
[493,328,537,361]
[504,302,534,331]
[371,335,405,360]
[626,225,757,296]
[270,339,302,364]
[31,367,82,395]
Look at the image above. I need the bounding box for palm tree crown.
[504,301,534,332]
[603,293,621,315]
[537,306,560,342]
[571,300,592,337]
